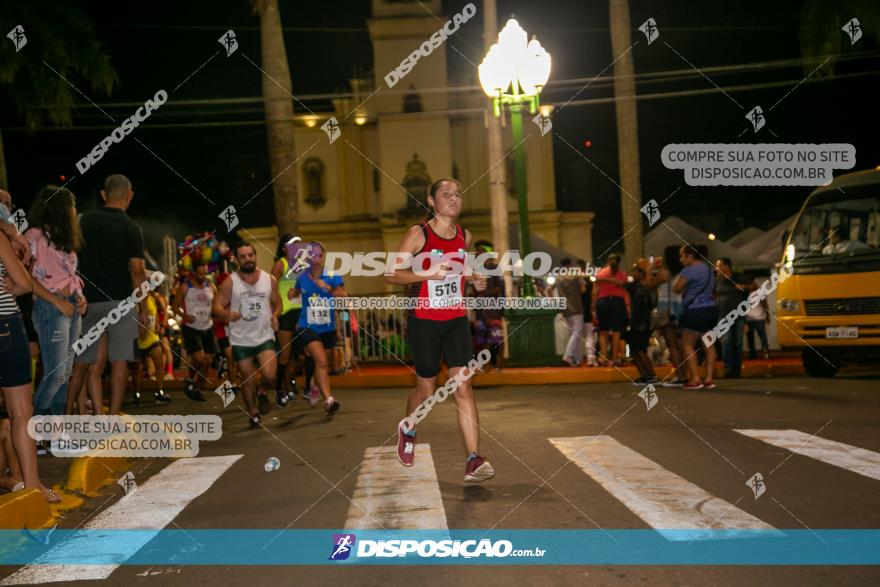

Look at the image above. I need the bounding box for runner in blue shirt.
[293,242,346,414]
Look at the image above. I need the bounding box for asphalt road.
[3,375,879,586]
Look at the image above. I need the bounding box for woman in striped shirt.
[0,228,59,502]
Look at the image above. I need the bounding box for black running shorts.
[407,315,473,378]
[278,308,301,332]
[182,325,218,356]
[294,328,337,353]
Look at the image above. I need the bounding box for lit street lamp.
[479,18,551,297]
[479,17,558,367]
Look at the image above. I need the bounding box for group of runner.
[1,174,496,491]
[208,177,494,482]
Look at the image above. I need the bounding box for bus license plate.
[826,326,858,339]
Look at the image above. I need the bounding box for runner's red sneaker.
[464,455,495,483]
[397,421,415,467]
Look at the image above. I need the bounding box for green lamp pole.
[479,18,551,298]
[509,99,535,297]
[479,18,558,366]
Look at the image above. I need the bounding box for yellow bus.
[776,167,880,377]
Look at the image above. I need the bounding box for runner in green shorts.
[213,242,280,427]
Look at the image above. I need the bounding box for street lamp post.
[479,18,559,366]
[479,18,551,298]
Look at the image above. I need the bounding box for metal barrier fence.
[339,293,412,364]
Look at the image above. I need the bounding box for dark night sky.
[1,0,878,260]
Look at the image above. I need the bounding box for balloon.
[182,256,192,269]
[212,250,221,263]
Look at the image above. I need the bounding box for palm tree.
[252,0,299,235]
[0,1,117,188]
[800,0,880,77]
[608,0,643,266]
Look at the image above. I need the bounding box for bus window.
[788,194,879,259]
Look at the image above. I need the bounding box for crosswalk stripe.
[549,436,777,540]
[2,454,242,584]
[344,445,448,530]
[735,429,880,481]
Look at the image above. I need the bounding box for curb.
[0,490,52,530]
[0,454,131,532]
[64,456,130,497]
[329,361,806,388]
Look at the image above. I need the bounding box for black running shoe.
[324,397,340,415]
[276,389,289,407]
[258,392,270,415]
[249,414,262,428]
[185,385,206,402]
[133,391,142,407]
[155,390,172,403]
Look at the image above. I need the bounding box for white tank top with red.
[184,281,214,331]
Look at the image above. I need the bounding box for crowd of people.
[550,244,770,387]
[0,174,356,502]
[0,171,777,498]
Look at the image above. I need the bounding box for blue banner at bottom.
[1,530,879,565]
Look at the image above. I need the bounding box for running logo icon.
[215,380,236,408]
[328,533,356,560]
[842,18,862,45]
[639,18,659,45]
[638,383,658,411]
[118,471,137,496]
[532,112,552,136]
[6,25,26,52]
[219,205,239,231]
[640,199,660,227]
[746,105,765,133]
[322,117,341,143]
[746,472,766,499]
[219,30,238,56]
[9,209,28,235]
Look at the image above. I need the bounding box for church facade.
[244,0,594,293]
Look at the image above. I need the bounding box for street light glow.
[478,19,551,98]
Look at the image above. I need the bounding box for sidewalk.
[324,356,805,388]
[159,355,804,390]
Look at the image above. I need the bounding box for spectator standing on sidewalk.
[553,258,587,367]
[656,246,686,387]
[745,295,771,359]
[673,245,718,389]
[626,258,662,384]
[714,257,756,378]
[69,174,149,414]
[25,185,87,416]
[0,224,59,503]
[592,253,628,366]
[577,259,597,366]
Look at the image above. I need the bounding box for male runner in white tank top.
[212,242,280,427]
[172,260,217,402]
